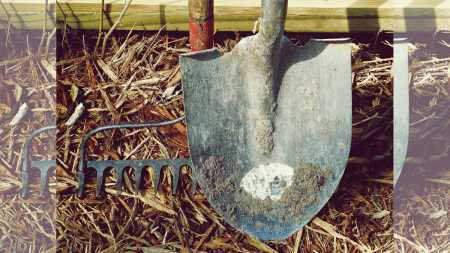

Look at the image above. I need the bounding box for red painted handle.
[189,18,214,52]
[188,0,214,52]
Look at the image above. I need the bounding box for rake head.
[77,116,196,197]
[22,125,56,197]
[79,158,195,197]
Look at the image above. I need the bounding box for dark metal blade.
[181,36,351,240]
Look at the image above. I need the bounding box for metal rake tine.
[172,166,180,195]
[77,172,85,198]
[134,167,142,195]
[153,166,161,195]
[95,167,106,197]
[116,166,125,194]
[39,167,48,197]
[21,173,29,198]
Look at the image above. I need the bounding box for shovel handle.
[256,0,287,51]
[189,0,214,52]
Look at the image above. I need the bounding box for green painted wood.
[0,3,56,30]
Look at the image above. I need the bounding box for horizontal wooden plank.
[0,0,448,32]
[0,2,56,30]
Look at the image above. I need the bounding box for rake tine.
[77,172,85,197]
[153,166,161,195]
[172,166,179,195]
[95,167,106,197]
[21,172,29,198]
[134,167,142,195]
[116,166,125,194]
[39,166,48,197]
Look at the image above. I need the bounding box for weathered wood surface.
[0,0,449,32]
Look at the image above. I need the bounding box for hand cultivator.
[76,116,195,197]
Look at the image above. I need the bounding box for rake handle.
[77,115,186,197]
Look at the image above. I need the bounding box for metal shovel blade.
[180,0,351,240]
[393,38,409,185]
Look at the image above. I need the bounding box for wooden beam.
[0,1,56,30]
[0,0,449,32]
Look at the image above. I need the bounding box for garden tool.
[180,0,351,240]
[77,116,195,197]
[21,125,56,197]
[393,38,409,185]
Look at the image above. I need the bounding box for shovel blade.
[181,36,351,240]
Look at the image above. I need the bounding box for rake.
[21,125,56,197]
[76,115,195,197]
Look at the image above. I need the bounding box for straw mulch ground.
[54,26,394,253]
[0,30,56,252]
[394,32,450,253]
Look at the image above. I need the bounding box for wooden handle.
[189,0,213,21]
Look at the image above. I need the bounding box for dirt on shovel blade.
[197,156,334,237]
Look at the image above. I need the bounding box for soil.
[197,157,334,231]
[236,163,334,226]
[197,156,240,227]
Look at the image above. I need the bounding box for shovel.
[180,0,351,240]
[393,38,409,185]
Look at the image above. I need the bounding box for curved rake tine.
[78,116,188,197]
[116,166,125,194]
[153,166,161,195]
[22,125,56,198]
[39,170,47,197]
[95,167,106,197]
[134,167,143,195]
[172,167,179,195]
